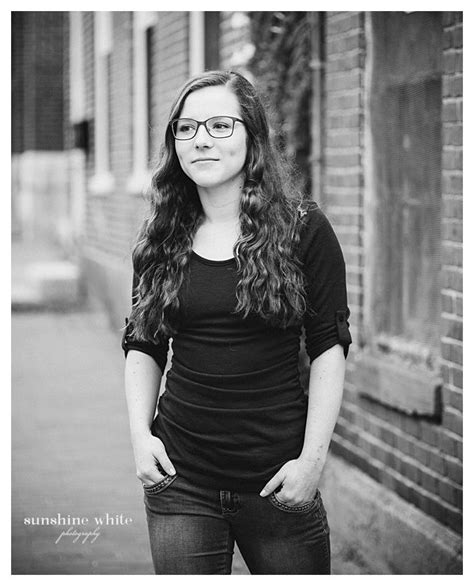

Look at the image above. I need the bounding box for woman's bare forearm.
[124,350,162,440]
[299,344,346,470]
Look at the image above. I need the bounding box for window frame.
[358,12,443,418]
[126,11,158,196]
[90,11,114,195]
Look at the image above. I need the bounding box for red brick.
[439,430,460,457]
[443,29,452,50]
[443,75,463,98]
[441,292,454,314]
[441,243,462,268]
[455,296,463,317]
[326,151,361,167]
[455,52,463,74]
[327,92,362,110]
[453,26,463,49]
[327,210,362,227]
[419,468,439,493]
[327,131,360,148]
[441,341,463,366]
[442,101,460,123]
[451,366,463,390]
[438,478,461,510]
[445,505,462,534]
[326,171,361,188]
[327,30,362,55]
[419,421,441,449]
[327,12,363,34]
[445,456,463,485]
[443,408,463,436]
[443,51,456,75]
[443,12,455,26]
[326,51,364,73]
[429,450,447,476]
[442,149,463,171]
[394,433,411,456]
[443,124,463,147]
[442,194,462,217]
[442,387,462,412]
[441,316,463,340]
[442,266,462,290]
[327,110,363,129]
[337,231,360,248]
[326,71,362,92]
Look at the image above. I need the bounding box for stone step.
[12,261,81,311]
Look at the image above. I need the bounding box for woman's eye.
[178,124,194,133]
[212,122,231,130]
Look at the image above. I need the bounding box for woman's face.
[174,85,247,191]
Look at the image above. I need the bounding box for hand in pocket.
[132,433,176,487]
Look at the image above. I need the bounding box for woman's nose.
[193,124,213,147]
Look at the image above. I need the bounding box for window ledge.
[89,172,115,196]
[354,350,442,418]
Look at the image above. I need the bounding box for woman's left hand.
[259,457,324,506]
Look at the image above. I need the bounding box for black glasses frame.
[170,116,245,140]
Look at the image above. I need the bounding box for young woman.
[122,70,351,575]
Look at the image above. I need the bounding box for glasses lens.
[206,117,234,138]
[173,119,197,139]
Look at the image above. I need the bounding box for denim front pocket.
[143,474,178,495]
[269,490,319,513]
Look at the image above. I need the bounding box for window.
[127,11,158,194]
[90,11,114,194]
[189,12,220,75]
[69,12,86,126]
[204,12,220,70]
[360,12,443,416]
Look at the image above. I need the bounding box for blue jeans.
[143,472,331,574]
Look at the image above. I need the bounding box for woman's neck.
[196,177,242,225]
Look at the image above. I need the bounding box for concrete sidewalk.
[12,309,155,573]
[12,238,82,311]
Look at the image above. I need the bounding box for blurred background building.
[11,11,463,573]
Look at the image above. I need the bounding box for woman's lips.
[192,158,219,163]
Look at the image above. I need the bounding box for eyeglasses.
[170,116,244,140]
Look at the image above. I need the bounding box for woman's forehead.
[180,86,241,119]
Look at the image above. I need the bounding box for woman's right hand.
[131,433,176,486]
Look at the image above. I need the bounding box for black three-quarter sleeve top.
[122,204,352,492]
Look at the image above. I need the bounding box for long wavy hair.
[128,70,310,342]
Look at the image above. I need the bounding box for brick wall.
[105,12,135,258]
[80,12,190,323]
[439,10,463,525]
[325,11,462,533]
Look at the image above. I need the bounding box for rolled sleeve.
[301,207,352,362]
[121,317,170,374]
[121,271,170,374]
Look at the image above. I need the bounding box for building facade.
[67,11,462,569]
[12,12,71,245]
